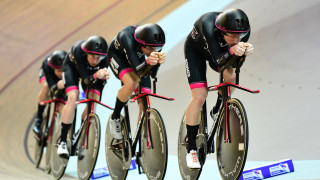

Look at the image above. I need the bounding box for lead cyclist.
[183,8,254,169]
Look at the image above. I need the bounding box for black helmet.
[81,35,108,56]
[215,8,250,36]
[47,50,67,69]
[134,23,165,49]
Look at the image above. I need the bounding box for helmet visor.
[87,53,106,61]
[99,55,106,60]
[223,31,248,40]
[146,46,163,52]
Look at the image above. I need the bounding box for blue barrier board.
[239,159,294,180]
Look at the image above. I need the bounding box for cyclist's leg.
[134,75,151,123]
[109,52,139,139]
[80,80,104,120]
[57,59,79,155]
[209,67,236,116]
[184,40,207,169]
[33,69,50,135]
[186,87,207,151]
[223,66,236,82]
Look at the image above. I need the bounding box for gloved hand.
[231,42,246,56]
[146,52,160,65]
[156,52,166,64]
[244,43,254,56]
[94,68,110,80]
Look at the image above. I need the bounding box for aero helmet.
[215,8,250,38]
[81,35,108,56]
[134,23,165,51]
[47,50,67,69]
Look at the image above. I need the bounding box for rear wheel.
[44,112,59,174]
[140,108,168,180]
[105,115,129,180]
[177,110,205,180]
[77,114,101,180]
[216,98,248,180]
[51,118,72,179]
[33,112,48,168]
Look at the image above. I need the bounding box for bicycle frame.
[123,77,174,171]
[74,93,113,151]
[205,59,260,152]
[40,98,66,143]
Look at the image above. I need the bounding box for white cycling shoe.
[110,118,123,140]
[57,141,69,156]
[186,150,201,169]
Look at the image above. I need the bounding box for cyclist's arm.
[120,35,149,77]
[73,42,94,85]
[42,59,59,91]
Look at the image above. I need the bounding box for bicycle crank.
[122,139,132,169]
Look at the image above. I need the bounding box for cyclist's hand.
[147,52,159,66]
[156,52,166,64]
[231,42,246,56]
[244,43,254,56]
[95,68,110,80]
[57,80,64,89]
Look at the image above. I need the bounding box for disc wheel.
[216,98,248,180]
[50,118,72,179]
[77,114,101,180]
[33,113,48,168]
[44,112,59,173]
[105,115,130,180]
[140,108,168,180]
[177,110,205,180]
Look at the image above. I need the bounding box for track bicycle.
[105,75,174,180]
[50,82,113,180]
[178,57,260,180]
[33,90,66,174]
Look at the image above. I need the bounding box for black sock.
[212,93,222,114]
[37,104,46,120]
[186,124,199,153]
[111,98,127,120]
[61,123,71,142]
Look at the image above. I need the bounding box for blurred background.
[1,0,319,179]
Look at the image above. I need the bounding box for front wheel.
[216,98,248,180]
[77,113,101,180]
[177,110,206,180]
[105,115,129,180]
[140,108,168,180]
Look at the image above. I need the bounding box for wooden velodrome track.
[0,0,185,179]
[1,0,320,179]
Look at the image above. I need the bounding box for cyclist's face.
[87,54,102,67]
[54,68,63,79]
[223,33,242,47]
[141,46,162,56]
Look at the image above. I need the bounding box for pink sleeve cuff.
[146,58,150,65]
[230,48,234,55]
[93,73,97,80]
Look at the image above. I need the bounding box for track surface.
[1,0,319,179]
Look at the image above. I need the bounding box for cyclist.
[108,23,166,139]
[57,35,110,156]
[183,8,254,169]
[33,50,67,137]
